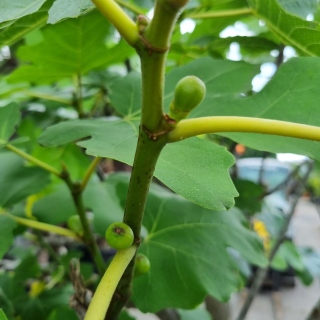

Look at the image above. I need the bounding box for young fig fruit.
[168,75,206,122]
[134,253,150,276]
[105,222,134,250]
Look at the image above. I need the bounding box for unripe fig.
[67,215,84,236]
[134,253,150,276]
[168,76,206,122]
[105,222,134,250]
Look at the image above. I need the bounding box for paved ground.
[231,198,320,320]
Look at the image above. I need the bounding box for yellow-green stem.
[0,210,80,240]
[115,0,146,15]
[80,157,101,192]
[84,245,137,320]
[187,7,252,19]
[22,90,71,105]
[167,116,320,142]
[5,144,61,176]
[91,0,139,46]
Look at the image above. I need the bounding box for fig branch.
[167,116,320,143]
[90,0,189,318]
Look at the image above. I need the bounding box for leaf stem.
[73,74,85,118]
[84,245,137,320]
[80,157,101,192]
[62,171,106,275]
[115,0,146,15]
[167,116,320,143]
[187,7,252,19]
[22,90,71,105]
[5,144,61,176]
[91,0,139,46]
[0,210,80,240]
[5,144,106,274]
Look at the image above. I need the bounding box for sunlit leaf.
[0,0,54,46]
[48,0,94,24]
[39,118,237,210]
[172,57,320,161]
[8,11,112,83]
[248,0,320,56]
[0,0,47,24]
[278,0,317,18]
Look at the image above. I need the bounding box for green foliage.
[233,179,264,214]
[177,306,212,320]
[278,0,317,18]
[0,309,8,320]
[0,216,16,260]
[0,0,47,24]
[271,240,304,271]
[0,104,20,146]
[0,152,50,207]
[0,0,54,47]
[8,11,112,83]
[248,0,320,56]
[132,185,266,311]
[183,57,320,160]
[1,0,320,319]
[48,0,94,24]
[38,119,238,210]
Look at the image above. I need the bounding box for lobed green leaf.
[8,11,113,83]
[0,0,54,47]
[0,0,47,24]
[0,103,20,147]
[48,0,94,24]
[248,0,320,56]
[132,189,266,311]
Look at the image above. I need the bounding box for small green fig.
[168,75,206,122]
[67,215,84,236]
[134,253,150,276]
[105,222,134,250]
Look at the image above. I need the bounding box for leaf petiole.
[91,0,139,46]
[167,116,320,143]
[84,245,137,320]
[0,209,81,240]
